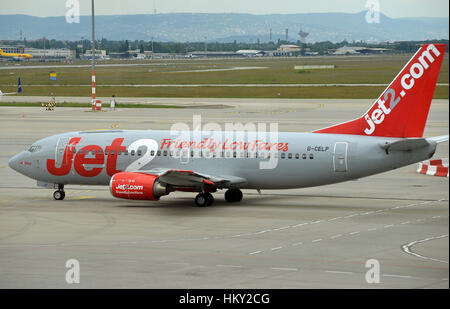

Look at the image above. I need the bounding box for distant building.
[333,46,389,55]
[0,46,25,54]
[235,50,264,57]
[25,48,75,60]
[265,44,301,57]
[278,44,301,53]
[189,51,245,58]
[80,49,107,60]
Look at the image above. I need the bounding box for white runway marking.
[249,251,262,255]
[383,274,413,279]
[325,270,353,275]
[330,234,342,239]
[401,234,449,264]
[271,267,298,271]
[216,265,243,268]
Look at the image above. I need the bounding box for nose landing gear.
[53,184,65,200]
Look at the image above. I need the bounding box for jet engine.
[110,172,169,200]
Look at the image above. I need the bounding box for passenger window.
[137,150,142,156]
[111,150,115,155]
[288,153,292,159]
[130,150,135,156]
[157,150,161,156]
[233,152,237,158]
[295,153,300,159]
[118,150,122,155]
[98,149,103,155]
[105,150,109,155]
[281,153,285,159]
[302,153,307,159]
[150,150,155,156]
[163,150,167,156]
[124,150,128,155]
[309,153,314,159]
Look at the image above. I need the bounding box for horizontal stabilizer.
[426,134,449,144]
[380,138,430,151]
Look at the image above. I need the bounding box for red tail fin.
[313,44,446,138]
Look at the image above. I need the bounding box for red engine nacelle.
[110,172,169,200]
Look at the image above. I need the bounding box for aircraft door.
[333,142,348,172]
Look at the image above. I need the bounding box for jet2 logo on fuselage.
[46,137,158,177]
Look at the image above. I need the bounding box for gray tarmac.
[0,98,448,288]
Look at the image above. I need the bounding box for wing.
[138,168,247,190]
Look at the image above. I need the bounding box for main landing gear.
[195,192,214,207]
[53,184,65,200]
[224,188,243,203]
[194,188,243,207]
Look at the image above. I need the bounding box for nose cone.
[9,151,28,174]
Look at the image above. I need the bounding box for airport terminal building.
[0,45,75,61]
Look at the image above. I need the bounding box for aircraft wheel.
[225,189,243,203]
[195,193,213,207]
[205,192,214,206]
[53,190,65,201]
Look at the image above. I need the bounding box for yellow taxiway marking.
[67,196,96,200]
[427,123,449,127]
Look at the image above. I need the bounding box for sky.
[0,0,448,18]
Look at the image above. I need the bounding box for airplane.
[0,48,33,60]
[9,44,449,207]
[0,77,22,96]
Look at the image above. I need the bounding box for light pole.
[91,0,96,111]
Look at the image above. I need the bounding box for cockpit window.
[28,145,42,152]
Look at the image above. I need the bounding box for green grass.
[2,85,447,99]
[0,54,448,99]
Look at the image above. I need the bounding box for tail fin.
[17,78,22,93]
[313,44,446,138]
